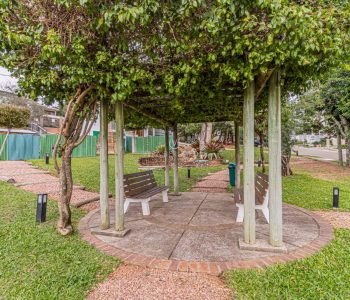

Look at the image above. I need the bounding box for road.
[295,146,346,162]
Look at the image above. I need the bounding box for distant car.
[254,139,261,147]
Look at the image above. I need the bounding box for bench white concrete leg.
[236,203,244,222]
[236,204,269,223]
[124,199,130,213]
[162,189,169,203]
[262,206,269,223]
[141,199,151,215]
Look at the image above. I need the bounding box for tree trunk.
[199,123,206,158]
[346,136,350,167]
[337,131,344,167]
[259,132,266,173]
[57,149,73,235]
[205,122,213,144]
[53,86,97,235]
[225,128,229,144]
[0,129,9,158]
[281,155,293,176]
[234,122,240,188]
[173,124,180,195]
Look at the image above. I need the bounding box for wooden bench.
[234,173,269,223]
[123,170,169,216]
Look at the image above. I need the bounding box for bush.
[204,141,224,160]
[0,104,31,128]
[154,144,165,156]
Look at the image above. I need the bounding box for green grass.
[225,229,350,300]
[219,147,268,163]
[226,160,350,299]
[283,174,350,211]
[0,182,119,299]
[31,154,226,194]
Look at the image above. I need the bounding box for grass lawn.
[0,182,119,299]
[220,147,268,163]
[225,229,350,300]
[283,174,350,211]
[31,153,227,194]
[226,158,350,299]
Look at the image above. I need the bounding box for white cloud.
[0,67,18,90]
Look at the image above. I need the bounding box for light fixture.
[36,193,48,223]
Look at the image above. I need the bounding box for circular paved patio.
[79,192,334,275]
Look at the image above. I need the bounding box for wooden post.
[115,101,125,231]
[100,99,110,229]
[243,80,256,244]
[268,70,283,247]
[337,130,343,167]
[234,121,241,188]
[164,126,170,187]
[173,124,180,195]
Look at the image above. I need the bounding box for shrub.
[154,144,165,156]
[204,141,224,160]
[0,104,31,128]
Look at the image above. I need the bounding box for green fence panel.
[8,134,40,160]
[0,134,8,161]
[125,136,132,153]
[134,135,173,153]
[39,134,97,158]
[40,134,59,158]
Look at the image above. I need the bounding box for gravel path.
[315,211,350,229]
[87,265,232,300]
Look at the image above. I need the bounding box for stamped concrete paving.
[0,160,101,206]
[87,192,320,262]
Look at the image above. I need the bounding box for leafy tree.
[1,0,348,234]
[0,0,161,234]
[281,100,295,176]
[0,104,31,156]
[321,68,350,166]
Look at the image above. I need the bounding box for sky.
[0,67,18,90]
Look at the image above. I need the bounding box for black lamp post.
[45,153,49,164]
[333,187,339,209]
[36,193,48,223]
[187,166,191,179]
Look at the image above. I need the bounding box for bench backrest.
[255,172,269,205]
[124,170,157,197]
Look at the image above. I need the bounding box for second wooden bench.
[124,170,169,216]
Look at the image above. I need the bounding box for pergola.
[97,69,283,249]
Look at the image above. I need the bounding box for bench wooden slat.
[132,186,169,199]
[125,183,158,197]
[124,170,152,179]
[124,174,155,185]
[124,178,156,190]
[233,173,269,205]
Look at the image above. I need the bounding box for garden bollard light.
[45,153,49,164]
[333,187,339,209]
[187,166,191,179]
[36,193,48,223]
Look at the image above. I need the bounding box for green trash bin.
[228,162,236,186]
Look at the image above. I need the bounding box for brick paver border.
[78,204,334,276]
